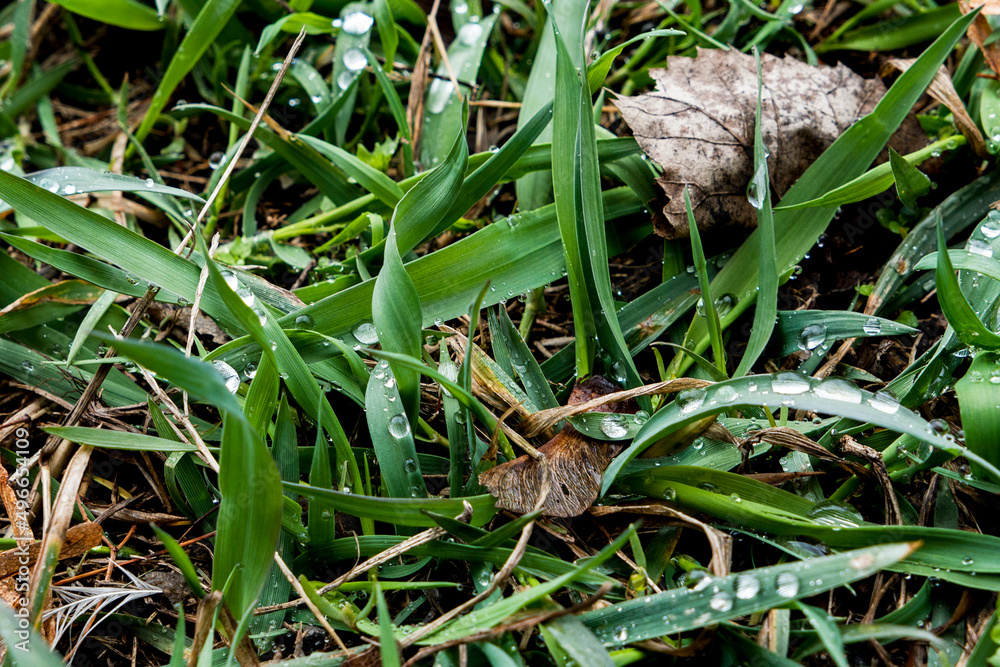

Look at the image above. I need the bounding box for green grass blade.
[686,188,726,375]
[735,50,778,377]
[955,352,1000,477]
[773,311,918,356]
[213,411,283,619]
[41,427,208,453]
[49,0,164,30]
[285,483,496,527]
[0,171,242,331]
[420,14,498,166]
[602,371,1000,492]
[579,542,916,645]
[935,219,1000,349]
[889,146,931,209]
[373,228,424,425]
[365,358,427,499]
[792,602,849,667]
[773,136,956,211]
[150,524,206,599]
[133,0,242,143]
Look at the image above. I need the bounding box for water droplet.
[337,71,356,90]
[244,362,257,379]
[928,418,949,436]
[62,184,77,195]
[39,178,59,193]
[599,414,629,439]
[635,410,649,424]
[968,238,994,258]
[343,48,366,71]
[144,178,155,188]
[771,372,811,395]
[388,414,411,438]
[403,458,417,473]
[21,360,34,373]
[662,487,677,501]
[797,323,827,351]
[709,590,733,612]
[219,270,239,292]
[610,360,627,383]
[814,378,862,404]
[295,314,314,329]
[237,287,255,308]
[458,22,483,45]
[981,215,1000,239]
[869,390,900,414]
[208,152,225,170]
[354,322,379,345]
[676,388,706,413]
[212,360,240,393]
[747,162,767,209]
[612,625,629,643]
[683,569,713,591]
[341,11,373,34]
[735,574,760,599]
[962,555,975,566]
[807,501,862,528]
[125,274,140,285]
[775,572,800,598]
[862,317,882,335]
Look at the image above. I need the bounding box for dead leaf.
[614,48,920,238]
[959,0,1000,75]
[885,58,987,158]
[479,376,635,517]
[0,522,103,579]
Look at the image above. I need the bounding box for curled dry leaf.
[885,58,987,158]
[614,48,923,238]
[479,376,637,518]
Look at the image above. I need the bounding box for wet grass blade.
[602,371,1000,492]
[773,311,918,356]
[735,50,778,377]
[935,220,1000,349]
[686,188,726,375]
[579,542,916,645]
[133,0,242,144]
[955,352,1000,477]
[49,0,164,31]
[285,483,495,528]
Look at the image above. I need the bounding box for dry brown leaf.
[615,48,921,238]
[959,0,1000,76]
[479,376,634,517]
[0,522,103,579]
[970,0,1000,14]
[885,58,987,158]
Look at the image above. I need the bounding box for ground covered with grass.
[2,0,1000,665]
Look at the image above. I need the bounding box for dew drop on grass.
[683,569,712,591]
[145,178,155,188]
[662,487,677,501]
[343,48,366,71]
[458,22,483,45]
[354,322,379,345]
[21,360,34,373]
[968,238,994,258]
[962,556,975,565]
[982,215,1000,239]
[295,314,314,329]
[219,270,239,292]
[212,360,240,393]
[208,152,225,170]
[388,414,410,438]
[62,184,77,195]
[747,162,767,209]
[341,11,373,34]
[125,274,140,285]
[775,572,800,598]
[337,71,355,90]
[612,625,629,643]
[797,323,826,351]
[862,317,882,335]
[735,574,760,599]
[237,287,255,308]
[709,590,733,612]
[771,372,811,395]
[403,458,417,473]
[635,410,649,424]
[610,360,627,383]
[600,414,629,438]
[928,418,949,436]
[814,378,862,404]
[869,390,900,414]
[676,388,706,413]
[244,362,257,379]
